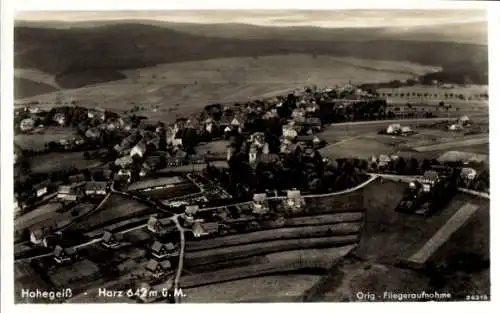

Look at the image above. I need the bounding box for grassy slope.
[15,55,438,122]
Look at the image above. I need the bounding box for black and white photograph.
[3,1,495,307]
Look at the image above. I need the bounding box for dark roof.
[145,259,160,271]
[102,231,115,242]
[151,241,164,253]
[33,180,50,190]
[85,181,108,191]
[69,174,86,183]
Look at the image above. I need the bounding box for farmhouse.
[285,190,304,212]
[192,222,219,238]
[53,245,76,264]
[85,127,101,140]
[53,113,66,126]
[57,183,84,202]
[147,216,165,234]
[421,170,440,192]
[30,228,49,246]
[150,241,178,259]
[116,169,133,182]
[145,259,172,278]
[460,167,478,181]
[33,180,50,198]
[131,141,147,158]
[84,181,109,196]
[101,231,120,249]
[252,193,269,215]
[20,118,35,132]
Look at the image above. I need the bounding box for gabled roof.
[145,259,161,271]
[85,181,108,191]
[102,231,115,242]
[151,241,164,253]
[253,193,267,202]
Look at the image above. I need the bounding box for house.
[30,228,49,246]
[115,155,134,168]
[87,109,105,120]
[231,117,241,127]
[449,124,464,131]
[172,138,183,147]
[53,245,76,264]
[68,174,86,184]
[459,115,471,126]
[285,190,305,212]
[252,193,269,215]
[101,231,120,249]
[185,205,199,221]
[53,113,66,126]
[226,146,237,161]
[401,126,413,136]
[57,183,84,202]
[224,126,232,133]
[248,144,260,165]
[33,180,50,198]
[147,216,164,233]
[85,128,101,140]
[460,167,478,181]
[145,259,172,278]
[85,181,109,196]
[421,170,440,192]
[131,141,147,158]
[283,126,298,142]
[20,118,35,132]
[150,241,178,259]
[304,117,322,131]
[386,124,402,134]
[192,222,219,238]
[116,169,133,183]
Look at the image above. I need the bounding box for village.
[14,82,490,303]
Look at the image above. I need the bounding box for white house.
[172,138,183,147]
[252,193,269,215]
[20,118,35,132]
[53,113,66,126]
[285,190,305,212]
[131,141,147,158]
[449,124,464,131]
[460,167,478,181]
[386,124,401,134]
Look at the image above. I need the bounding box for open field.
[319,119,489,160]
[413,135,489,152]
[358,180,489,262]
[15,68,61,88]
[186,223,363,251]
[310,183,491,301]
[127,176,186,191]
[16,55,439,123]
[173,245,356,289]
[66,194,153,233]
[185,236,359,267]
[404,203,480,268]
[15,127,77,151]
[184,274,321,303]
[29,150,103,173]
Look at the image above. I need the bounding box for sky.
[15,10,487,28]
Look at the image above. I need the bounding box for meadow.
[16,55,440,123]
